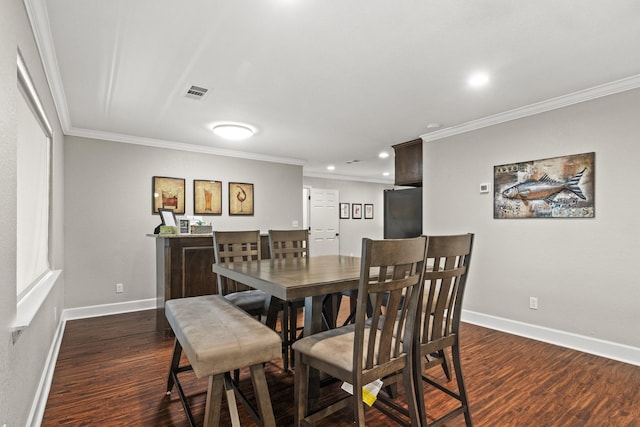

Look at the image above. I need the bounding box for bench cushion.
[166,295,281,378]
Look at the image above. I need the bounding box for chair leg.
[293,352,308,426]
[281,303,290,371]
[289,304,297,368]
[451,344,473,426]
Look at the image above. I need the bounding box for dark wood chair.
[212,230,272,321]
[267,229,309,371]
[292,236,427,426]
[414,233,474,426]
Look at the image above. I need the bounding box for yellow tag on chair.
[341,379,383,407]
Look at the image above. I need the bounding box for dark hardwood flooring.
[42,304,640,426]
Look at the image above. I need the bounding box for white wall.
[0,1,66,425]
[64,136,303,309]
[303,177,392,257]
[424,88,640,355]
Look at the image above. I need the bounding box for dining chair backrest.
[212,230,262,295]
[419,233,473,356]
[268,229,309,260]
[354,236,427,379]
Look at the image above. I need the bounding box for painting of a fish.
[494,152,594,219]
[501,168,586,204]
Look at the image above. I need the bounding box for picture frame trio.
[152,176,254,216]
[340,202,373,220]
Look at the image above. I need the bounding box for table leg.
[303,295,324,410]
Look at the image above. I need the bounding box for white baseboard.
[462,309,640,367]
[28,298,157,426]
[27,311,66,427]
[63,298,157,321]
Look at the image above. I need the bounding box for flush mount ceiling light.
[378,151,389,159]
[212,123,255,140]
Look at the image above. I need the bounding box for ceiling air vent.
[185,85,209,100]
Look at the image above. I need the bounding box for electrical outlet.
[529,297,538,310]
[116,283,124,293]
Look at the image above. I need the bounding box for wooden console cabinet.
[149,234,270,335]
[392,138,422,187]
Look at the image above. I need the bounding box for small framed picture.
[229,182,254,215]
[352,203,362,219]
[339,203,350,219]
[158,208,177,226]
[179,219,190,234]
[153,176,185,214]
[194,180,222,215]
[364,204,374,219]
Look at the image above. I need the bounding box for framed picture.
[494,152,595,219]
[179,219,190,234]
[229,182,254,215]
[158,208,177,226]
[364,204,374,219]
[339,203,350,219]
[194,180,222,215]
[153,176,185,214]
[352,203,362,219]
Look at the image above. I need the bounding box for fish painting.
[501,168,587,204]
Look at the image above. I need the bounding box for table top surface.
[212,255,362,301]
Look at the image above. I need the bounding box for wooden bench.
[165,295,281,427]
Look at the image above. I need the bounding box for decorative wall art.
[152,176,185,214]
[194,180,222,215]
[352,203,362,219]
[229,182,254,215]
[339,203,350,219]
[494,152,595,219]
[364,204,374,219]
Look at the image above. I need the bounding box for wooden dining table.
[212,254,363,408]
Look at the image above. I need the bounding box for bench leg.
[224,373,242,427]
[250,364,276,427]
[166,339,182,394]
[204,374,224,427]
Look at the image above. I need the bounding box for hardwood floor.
[42,306,640,426]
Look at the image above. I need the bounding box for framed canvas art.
[494,152,595,219]
[194,180,222,215]
[152,176,185,214]
[229,182,254,215]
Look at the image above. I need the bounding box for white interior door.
[308,188,340,256]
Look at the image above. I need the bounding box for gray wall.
[424,88,640,350]
[1,1,66,425]
[64,136,303,308]
[303,177,392,257]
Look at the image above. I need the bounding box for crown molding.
[66,127,306,166]
[24,0,72,132]
[421,74,640,143]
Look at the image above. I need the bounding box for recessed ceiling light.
[212,123,255,140]
[382,172,390,177]
[468,72,490,87]
[327,165,335,171]
[379,151,389,159]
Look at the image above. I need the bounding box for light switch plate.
[479,183,490,193]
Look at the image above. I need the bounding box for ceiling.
[29,0,640,183]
